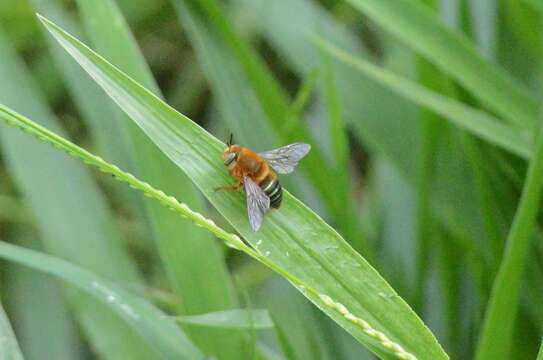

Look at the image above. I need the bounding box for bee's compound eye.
[224,153,237,166]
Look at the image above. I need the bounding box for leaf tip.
[35,13,58,33]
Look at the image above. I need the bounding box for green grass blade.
[475,119,543,360]
[289,70,319,122]
[183,0,291,123]
[174,309,273,329]
[0,241,203,359]
[537,339,543,360]
[273,321,300,360]
[321,50,348,171]
[72,1,243,357]
[6,236,83,360]
[314,38,531,159]
[345,0,538,130]
[0,302,24,360]
[319,50,366,261]
[38,15,448,359]
[0,28,156,360]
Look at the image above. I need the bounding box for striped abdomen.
[252,155,283,208]
[258,171,283,209]
[262,176,282,208]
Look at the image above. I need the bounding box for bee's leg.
[214,182,243,192]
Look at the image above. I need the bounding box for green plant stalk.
[0,102,419,360]
[537,338,543,360]
[476,118,543,360]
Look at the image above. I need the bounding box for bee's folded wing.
[259,143,311,174]
[244,176,270,231]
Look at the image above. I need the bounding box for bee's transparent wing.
[244,176,270,231]
[259,143,311,174]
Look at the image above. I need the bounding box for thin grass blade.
[0,241,203,359]
[174,309,273,329]
[6,235,83,360]
[475,118,543,359]
[314,38,531,159]
[345,0,538,130]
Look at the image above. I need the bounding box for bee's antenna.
[227,133,233,146]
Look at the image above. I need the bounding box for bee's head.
[223,134,240,168]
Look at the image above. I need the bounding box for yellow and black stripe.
[262,177,283,208]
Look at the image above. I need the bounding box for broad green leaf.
[0,27,155,360]
[345,0,538,130]
[314,38,531,159]
[38,15,448,359]
[174,309,273,329]
[476,115,543,359]
[0,302,24,360]
[0,241,203,360]
[71,0,243,357]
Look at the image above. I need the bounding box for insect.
[219,134,311,231]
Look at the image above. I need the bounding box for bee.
[219,134,311,231]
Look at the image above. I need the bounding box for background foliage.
[0,0,542,359]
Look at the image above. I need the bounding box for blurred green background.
[1,0,543,359]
